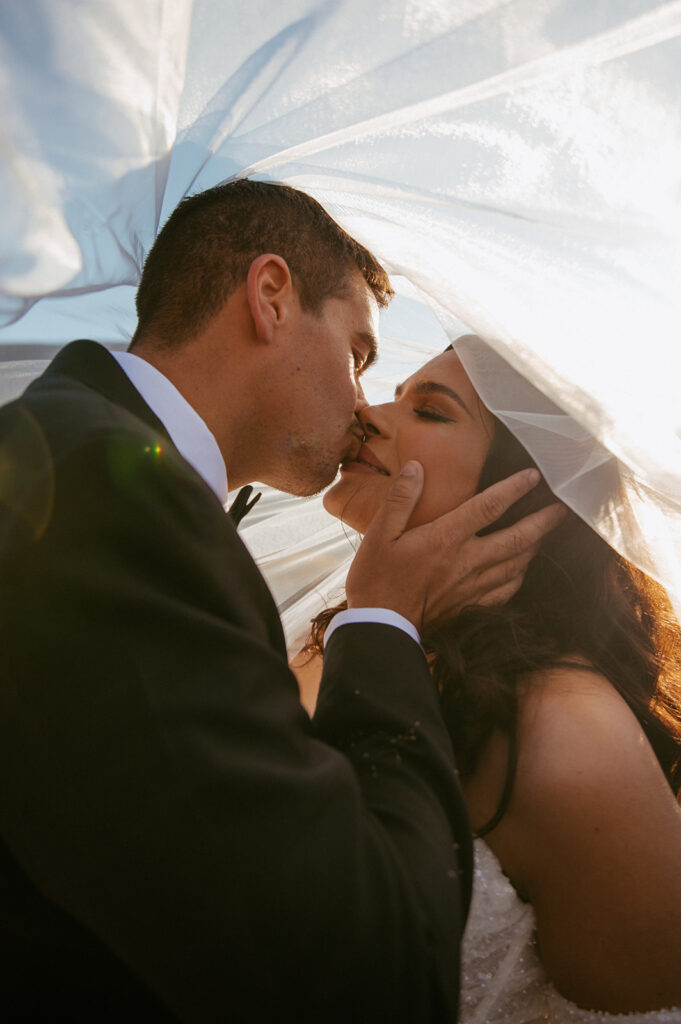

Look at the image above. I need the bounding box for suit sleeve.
[0,423,471,1024]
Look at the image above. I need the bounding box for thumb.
[365,460,424,542]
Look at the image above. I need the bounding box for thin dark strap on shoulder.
[474,660,599,839]
[474,727,518,839]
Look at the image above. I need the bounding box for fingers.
[476,575,526,608]
[363,460,424,543]
[440,468,542,538]
[447,501,566,613]
[454,503,563,597]
[424,497,566,624]
[455,542,537,609]
[489,502,566,559]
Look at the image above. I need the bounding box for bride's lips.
[340,445,390,476]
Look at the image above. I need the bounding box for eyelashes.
[353,350,371,375]
[414,408,454,423]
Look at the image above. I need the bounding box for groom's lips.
[341,445,390,476]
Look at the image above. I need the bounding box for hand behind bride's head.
[323,347,498,533]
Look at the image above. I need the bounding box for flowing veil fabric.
[1,0,680,649]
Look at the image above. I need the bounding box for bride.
[294,344,681,1022]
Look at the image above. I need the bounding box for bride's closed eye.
[414,406,455,423]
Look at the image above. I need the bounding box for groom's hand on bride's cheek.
[345,462,566,635]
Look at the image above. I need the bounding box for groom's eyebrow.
[394,380,473,418]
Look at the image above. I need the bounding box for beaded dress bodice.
[460,840,681,1024]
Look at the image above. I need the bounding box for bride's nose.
[359,403,392,438]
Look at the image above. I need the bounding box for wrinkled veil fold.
[1,0,680,649]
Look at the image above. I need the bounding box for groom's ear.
[246,254,295,343]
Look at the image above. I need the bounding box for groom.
[0,180,557,1022]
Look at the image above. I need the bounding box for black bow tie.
[228,485,262,527]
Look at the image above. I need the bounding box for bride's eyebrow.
[394,380,473,418]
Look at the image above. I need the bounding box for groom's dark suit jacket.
[0,341,472,1023]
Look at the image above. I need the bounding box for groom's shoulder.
[13,340,142,433]
[0,341,198,535]
[1,341,171,478]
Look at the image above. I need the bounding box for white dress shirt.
[112,350,228,505]
[112,348,421,649]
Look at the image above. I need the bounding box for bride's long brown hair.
[307,416,681,830]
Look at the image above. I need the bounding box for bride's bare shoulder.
[501,661,680,873]
[486,662,681,1012]
[465,662,652,843]
[514,662,657,801]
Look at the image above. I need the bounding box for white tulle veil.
[1,1,680,652]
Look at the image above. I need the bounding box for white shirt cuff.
[324,608,423,651]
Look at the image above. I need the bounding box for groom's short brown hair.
[132,179,392,346]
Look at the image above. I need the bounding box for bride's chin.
[323,481,375,534]
[322,481,344,517]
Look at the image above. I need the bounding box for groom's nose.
[354,380,369,413]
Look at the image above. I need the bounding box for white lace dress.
[460,840,681,1024]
